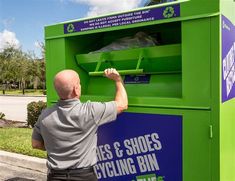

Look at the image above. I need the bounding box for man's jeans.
[47,167,97,181]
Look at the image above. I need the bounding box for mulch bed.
[0,119,28,128]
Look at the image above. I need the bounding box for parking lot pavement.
[0,162,46,181]
[0,150,47,181]
[0,95,46,122]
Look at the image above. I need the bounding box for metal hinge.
[209,125,213,139]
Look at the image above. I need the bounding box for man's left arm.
[32,139,46,151]
[32,119,46,151]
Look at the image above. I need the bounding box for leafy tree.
[0,44,46,94]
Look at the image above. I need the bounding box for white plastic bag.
[91,32,158,53]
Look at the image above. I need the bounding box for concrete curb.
[0,150,47,173]
[0,95,46,98]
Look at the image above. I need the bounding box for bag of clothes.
[90,32,159,53]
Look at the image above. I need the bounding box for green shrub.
[27,101,46,127]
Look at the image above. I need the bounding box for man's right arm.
[104,68,128,114]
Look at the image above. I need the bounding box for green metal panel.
[75,44,181,74]
[220,1,235,181]
[210,16,220,181]
[45,38,66,104]
[220,100,235,181]
[181,18,211,108]
[220,0,235,25]
[181,0,219,18]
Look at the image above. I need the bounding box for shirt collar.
[57,98,80,107]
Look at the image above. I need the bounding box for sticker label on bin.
[124,75,151,84]
[95,112,182,181]
[64,4,180,34]
[222,15,235,103]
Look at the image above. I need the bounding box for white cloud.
[0,30,20,51]
[71,0,142,17]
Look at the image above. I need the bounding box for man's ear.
[74,85,80,97]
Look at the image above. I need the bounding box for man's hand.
[104,68,128,114]
[32,139,46,151]
[104,68,122,82]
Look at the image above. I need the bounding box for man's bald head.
[54,70,81,100]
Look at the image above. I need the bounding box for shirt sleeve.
[90,101,117,126]
[32,118,44,142]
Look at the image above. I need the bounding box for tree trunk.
[21,79,25,95]
[2,84,6,94]
[34,77,38,91]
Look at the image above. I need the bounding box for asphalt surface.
[0,96,46,122]
[0,162,46,181]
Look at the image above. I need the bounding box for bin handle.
[89,69,144,76]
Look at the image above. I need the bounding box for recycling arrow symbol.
[67,24,75,33]
[163,7,175,18]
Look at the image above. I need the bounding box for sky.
[0,0,147,58]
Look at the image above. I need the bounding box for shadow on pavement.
[5,177,35,181]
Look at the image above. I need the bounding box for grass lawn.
[0,89,45,96]
[0,127,46,158]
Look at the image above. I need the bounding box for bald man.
[32,68,128,181]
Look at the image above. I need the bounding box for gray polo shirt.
[32,98,117,170]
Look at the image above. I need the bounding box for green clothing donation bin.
[45,0,235,180]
